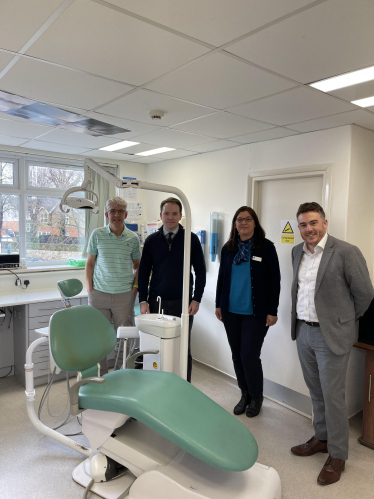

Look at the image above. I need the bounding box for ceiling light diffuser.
[99,140,139,151]
[136,147,175,156]
[310,65,374,92]
[351,96,374,108]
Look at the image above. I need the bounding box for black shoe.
[233,392,251,415]
[246,396,264,418]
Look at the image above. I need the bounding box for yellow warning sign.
[281,220,295,244]
[282,221,294,234]
[153,362,158,369]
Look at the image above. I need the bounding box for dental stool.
[45,305,281,498]
[57,278,83,308]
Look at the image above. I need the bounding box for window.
[65,215,69,225]
[28,164,84,189]
[0,162,14,185]
[38,231,51,236]
[0,194,19,254]
[39,213,48,223]
[26,224,31,232]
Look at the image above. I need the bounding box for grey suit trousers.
[296,320,350,461]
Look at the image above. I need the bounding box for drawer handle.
[39,307,63,311]
[38,368,50,372]
[369,375,372,403]
[39,355,50,359]
[37,321,50,324]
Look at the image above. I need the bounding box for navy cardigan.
[216,238,281,317]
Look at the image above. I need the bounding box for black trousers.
[222,312,269,398]
[148,297,193,383]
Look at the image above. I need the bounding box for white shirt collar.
[303,232,328,256]
[163,225,179,237]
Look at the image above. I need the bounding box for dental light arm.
[61,157,192,380]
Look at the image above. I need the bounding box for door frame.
[248,164,332,220]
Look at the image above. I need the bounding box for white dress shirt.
[163,226,179,239]
[296,232,328,322]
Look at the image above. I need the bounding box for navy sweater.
[138,225,206,303]
[216,238,281,317]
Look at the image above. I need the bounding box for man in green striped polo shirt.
[86,196,141,374]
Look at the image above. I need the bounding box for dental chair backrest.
[57,278,83,308]
[49,305,116,378]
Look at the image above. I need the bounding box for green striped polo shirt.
[87,224,141,294]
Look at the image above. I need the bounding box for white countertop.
[0,289,88,307]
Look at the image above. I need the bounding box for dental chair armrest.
[70,377,105,416]
[127,350,159,369]
[117,326,139,339]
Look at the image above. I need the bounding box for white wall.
[145,145,250,378]
[144,125,373,416]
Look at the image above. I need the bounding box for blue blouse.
[228,249,253,315]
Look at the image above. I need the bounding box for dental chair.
[25,305,281,499]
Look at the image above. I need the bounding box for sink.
[135,314,181,339]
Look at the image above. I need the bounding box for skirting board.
[194,359,312,418]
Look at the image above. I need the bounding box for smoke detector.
[149,110,165,120]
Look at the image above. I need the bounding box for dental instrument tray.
[68,258,87,267]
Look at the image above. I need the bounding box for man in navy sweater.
[138,197,206,382]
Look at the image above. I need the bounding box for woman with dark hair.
[215,206,280,417]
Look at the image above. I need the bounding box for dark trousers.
[148,297,193,383]
[222,312,268,398]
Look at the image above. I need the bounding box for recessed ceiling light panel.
[99,140,139,151]
[136,147,175,156]
[351,96,374,108]
[310,66,374,93]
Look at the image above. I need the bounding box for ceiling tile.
[227,0,374,84]
[21,140,90,155]
[26,0,209,85]
[0,52,15,72]
[185,140,240,153]
[84,112,162,139]
[0,57,133,110]
[98,89,216,127]
[151,149,197,160]
[0,134,28,147]
[81,149,141,162]
[227,87,355,126]
[34,128,121,148]
[329,80,374,103]
[145,52,297,109]
[0,0,63,52]
[0,118,53,139]
[172,111,273,138]
[287,110,374,132]
[231,127,299,143]
[105,0,314,46]
[130,128,217,148]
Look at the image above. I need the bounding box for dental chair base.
[72,409,281,499]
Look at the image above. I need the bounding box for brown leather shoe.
[317,455,345,485]
[291,436,328,456]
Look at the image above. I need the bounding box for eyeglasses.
[236,217,253,224]
[108,209,126,215]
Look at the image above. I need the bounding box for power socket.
[15,278,21,286]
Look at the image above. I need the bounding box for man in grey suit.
[290,202,373,486]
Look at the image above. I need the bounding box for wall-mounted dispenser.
[209,212,219,262]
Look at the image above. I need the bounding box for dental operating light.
[59,157,191,381]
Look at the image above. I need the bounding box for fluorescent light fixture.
[136,147,175,156]
[351,96,374,108]
[99,140,139,152]
[310,65,374,92]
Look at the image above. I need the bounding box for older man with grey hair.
[86,196,141,374]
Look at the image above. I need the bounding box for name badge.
[252,256,262,262]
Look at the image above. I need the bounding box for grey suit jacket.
[291,235,374,355]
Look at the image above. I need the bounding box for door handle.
[369,375,372,403]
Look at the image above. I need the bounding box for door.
[256,175,324,413]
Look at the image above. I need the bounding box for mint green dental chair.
[49,305,258,472]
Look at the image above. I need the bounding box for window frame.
[0,153,86,267]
